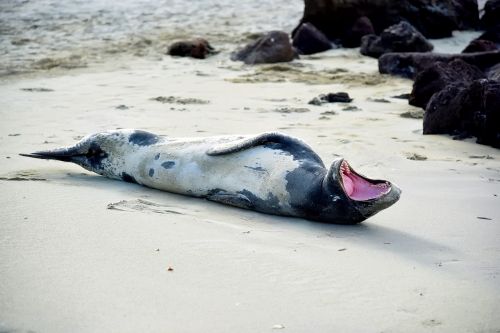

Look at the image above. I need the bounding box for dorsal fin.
[206,132,324,165]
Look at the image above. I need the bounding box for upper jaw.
[20,147,83,162]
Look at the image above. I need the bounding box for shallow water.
[0,0,303,76]
[0,0,487,77]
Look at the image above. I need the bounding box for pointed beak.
[20,147,81,162]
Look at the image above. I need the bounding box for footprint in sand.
[107,199,190,216]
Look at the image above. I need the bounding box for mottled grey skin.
[20,130,401,224]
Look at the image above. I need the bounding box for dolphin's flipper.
[206,132,324,165]
[206,190,254,209]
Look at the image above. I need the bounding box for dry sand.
[1,46,500,333]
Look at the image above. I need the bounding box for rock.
[293,0,480,47]
[360,21,433,58]
[308,92,352,105]
[292,22,333,55]
[308,97,323,106]
[167,38,215,59]
[462,39,498,53]
[478,25,500,45]
[342,16,376,48]
[378,51,500,79]
[462,23,500,53]
[342,105,361,111]
[481,0,500,29]
[424,79,500,148]
[486,63,500,81]
[400,109,425,119]
[392,93,410,99]
[452,0,482,30]
[409,59,485,108]
[424,84,472,134]
[471,80,500,146]
[368,98,391,103]
[231,31,295,65]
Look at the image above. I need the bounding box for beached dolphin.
[21,130,401,224]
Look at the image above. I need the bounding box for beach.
[1,1,500,332]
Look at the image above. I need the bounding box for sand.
[1,42,500,333]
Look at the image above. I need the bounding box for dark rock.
[409,59,485,108]
[462,39,498,53]
[481,0,500,29]
[167,38,215,59]
[392,93,410,99]
[292,22,333,55]
[360,21,433,58]
[478,25,500,44]
[293,0,480,48]
[308,97,323,106]
[342,16,375,48]
[424,79,500,148]
[452,0,482,30]
[400,109,425,119]
[231,31,295,65]
[424,84,470,134]
[472,80,500,147]
[309,92,352,105]
[486,63,500,80]
[463,24,500,53]
[378,51,500,79]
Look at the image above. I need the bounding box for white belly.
[124,137,301,210]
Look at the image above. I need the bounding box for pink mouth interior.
[340,161,391,201]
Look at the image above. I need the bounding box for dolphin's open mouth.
[339,160,391,201]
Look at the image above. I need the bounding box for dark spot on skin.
[149,168,154,177]
[86,143,108,169]
[128,130,159,146]
[161,161,176,169]
[154,153,160,160]
[121,172,138,184]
